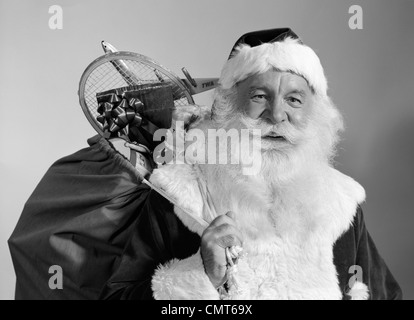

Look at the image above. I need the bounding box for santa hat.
[219,28,328,96]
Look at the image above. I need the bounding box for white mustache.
[240,116,300,144]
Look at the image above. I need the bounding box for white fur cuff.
[152,250,220,300]
[347,281,370,300]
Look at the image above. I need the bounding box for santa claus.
[100,28,402,300]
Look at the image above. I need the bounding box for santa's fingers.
[229,245,243,259]
[226,246,243,266]
[205,223,244,249]
[203,211,242,244]
[201,213,243,288]
[208,211,238,229]
[225,247,234,267]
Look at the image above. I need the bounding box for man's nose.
[263,99,287,124]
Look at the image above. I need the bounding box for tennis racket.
[78,50,197,136]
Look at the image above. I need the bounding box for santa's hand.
[200,211,243,289]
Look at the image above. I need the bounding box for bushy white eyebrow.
[287,89,307,97]
[247,87,268,95]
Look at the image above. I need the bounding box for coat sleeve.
[99,189,202,300]
[334,207,403,300]
[355,207,403,299]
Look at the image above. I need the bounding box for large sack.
[8,135,150,299]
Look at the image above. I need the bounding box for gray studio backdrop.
[0,0,413,299]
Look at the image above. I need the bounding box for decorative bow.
[97,92,143,136]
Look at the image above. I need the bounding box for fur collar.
[150,162,365,238]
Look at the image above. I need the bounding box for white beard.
[196,111,336,238]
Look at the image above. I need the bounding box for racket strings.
[83,58,192,132]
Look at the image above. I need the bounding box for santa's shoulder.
[317,166,366,238]
[325,167,366,205]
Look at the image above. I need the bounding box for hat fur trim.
[219,37,328,96]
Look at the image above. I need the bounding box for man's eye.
[251,94,267,101]
[286,97,302,104]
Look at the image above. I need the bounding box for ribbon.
[97,92,143,137]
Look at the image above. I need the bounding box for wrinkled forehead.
[237,69,314,94]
